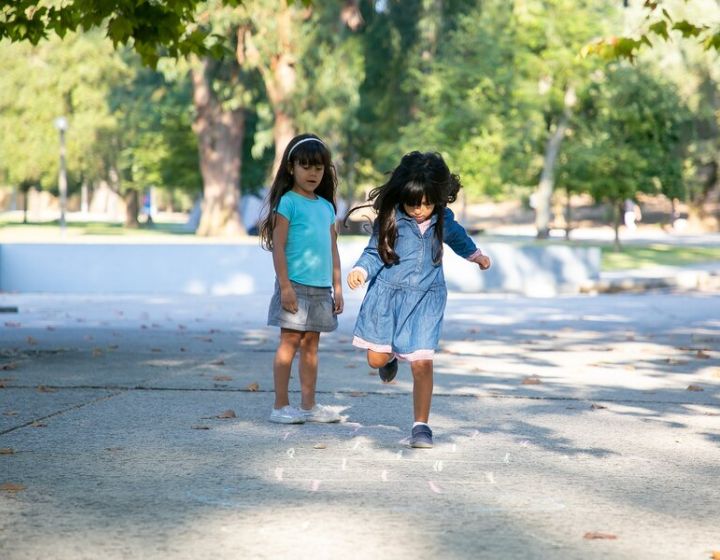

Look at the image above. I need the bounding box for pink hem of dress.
[352,336,435,362]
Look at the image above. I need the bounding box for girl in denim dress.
[347,152,491,448]
[259,134,344,425]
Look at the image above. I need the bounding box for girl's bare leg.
[298,331,320,410]
[410,360,434,423]
[273,328,302,409]
[367,349,393,369]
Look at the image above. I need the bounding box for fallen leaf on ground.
[0,363,17,371]
[213,375,233,382]
[31,421,47,428]
[0,483,25,493]
[349,391,367,397]
[696,349,711,359]
[521,376,541,385]
[217,409,237,419]
[590,403,607,410]
[191,425,210,430]
[0,448,15,455]
[3,411,18,417]
[687,384,704,392]
[245,382,260,392]
[209,359,225,366]
[583,532,617,540]
[313,443,327,449]
[36,385,56,393]
[92,348,103,357]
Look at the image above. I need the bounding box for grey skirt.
[267,280,338,333]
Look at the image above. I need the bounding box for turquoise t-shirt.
[276,190,336,287]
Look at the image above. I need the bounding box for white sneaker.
[299,404,341,423]
[269,405,306,424]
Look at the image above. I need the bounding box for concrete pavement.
[0,289,719,559]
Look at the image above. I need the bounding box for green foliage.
[0,31,129,191]
[0,32,203,199]
[558,65,688,205]
[109,58,201,194]
[582,0,720,61]
[0,0,315,67]
[400,0,611,198]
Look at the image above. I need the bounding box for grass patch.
[601,244,720,270]
[0,219,192,236]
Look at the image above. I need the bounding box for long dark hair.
[347,151,461,265]
[259,133,337,250]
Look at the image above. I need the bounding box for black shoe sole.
[378,357,398,382]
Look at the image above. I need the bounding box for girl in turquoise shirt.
[259,134,343,425]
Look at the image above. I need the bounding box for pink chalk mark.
[310,480,322,491]
[428,481,443,494]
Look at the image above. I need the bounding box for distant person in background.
[624,198,642,230]
[241,188,268,236]
[259,133,343,425]
[142,191,154,225]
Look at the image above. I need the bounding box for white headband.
[287,137,327,160]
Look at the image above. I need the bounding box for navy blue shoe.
[410,424,433,448]
[378,357,398,383]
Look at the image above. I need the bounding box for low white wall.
[0,241,599,296]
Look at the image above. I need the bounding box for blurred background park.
[1,0,720,268]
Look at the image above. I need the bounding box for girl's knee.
[367,351,392,369]
[299,331,320,350]
[279,331,302,350]
[410,360,433,377]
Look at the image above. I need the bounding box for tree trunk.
[564,188,572,240]
[124,190,140,228]
[613,200,622,251]
[191,57,246,237]
[263,7,298,176]
[534,86,575,239]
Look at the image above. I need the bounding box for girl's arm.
[348,222,385,288]
[271,214,298,313]
[443,207,492,269]
[443,207,480,258]
[330,224,343,314]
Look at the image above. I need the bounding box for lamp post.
[54,116,68,233]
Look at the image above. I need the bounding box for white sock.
[413,422,429,428]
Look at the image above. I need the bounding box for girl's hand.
[280,286,298,313]
[475,255,492,270]
[347,269,366,289]
[333,292,344,315]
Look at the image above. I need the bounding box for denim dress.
[353,207,478,355]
